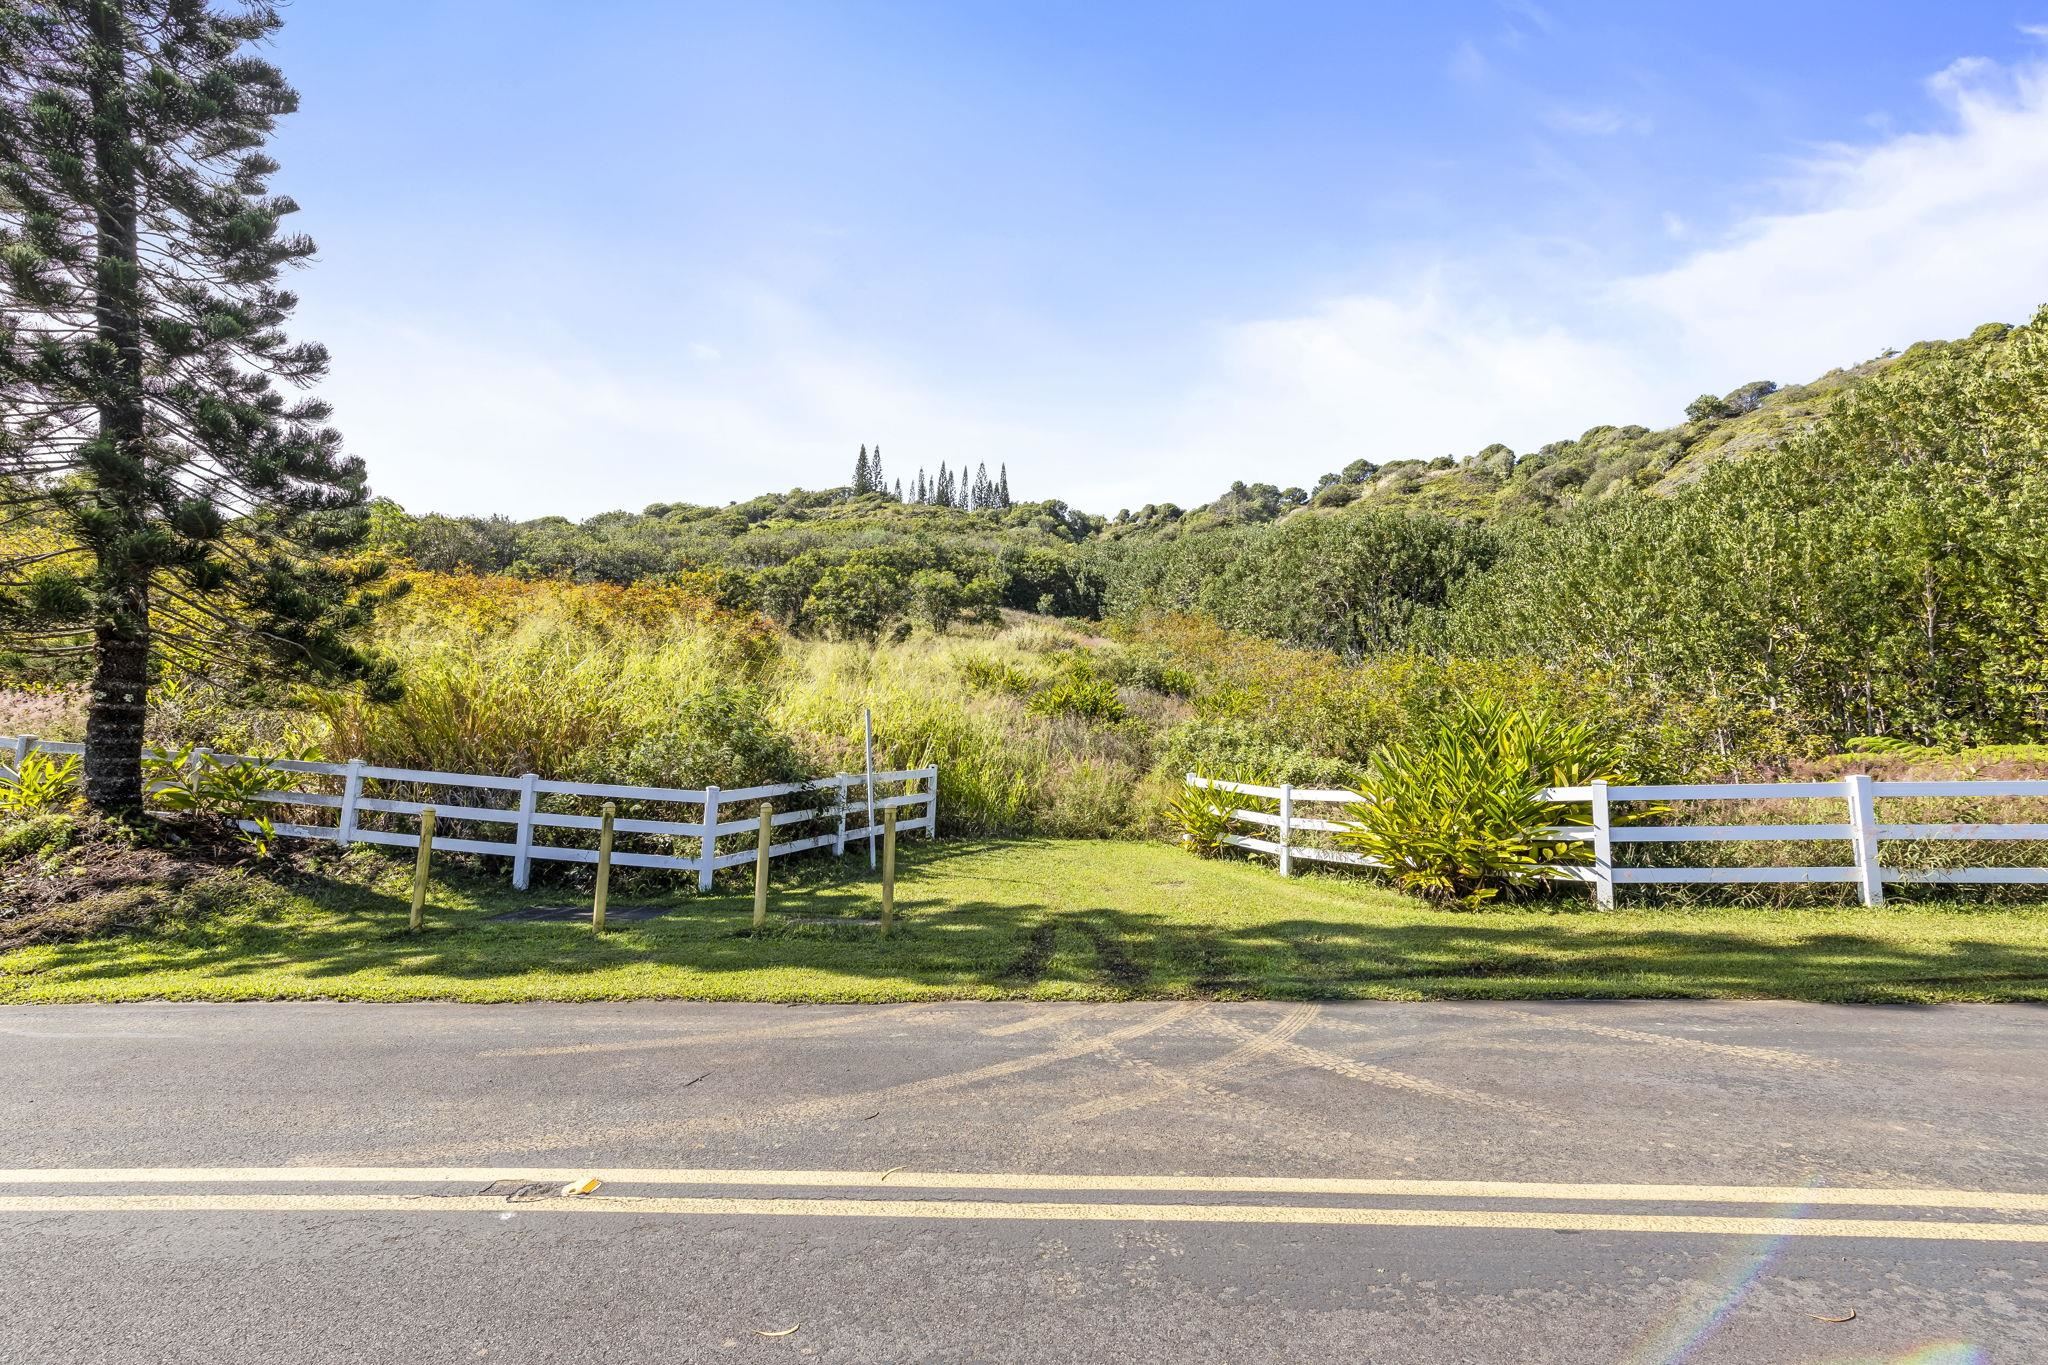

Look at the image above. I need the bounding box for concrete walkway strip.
[1,1192,2046,1242]
[2,1167,2048,1214]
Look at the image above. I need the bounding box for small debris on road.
[753,1324,800,1338]
[561,1177,603,1196]
[684,1072,710,1087]
[1808,1311,1857,1324]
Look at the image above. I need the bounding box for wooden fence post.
[926,765,939,839]
[753,801,773,930]
[698,785,721,892]
[593,801,615,932]
[409,806,437,933]
[1846,773,1886,907]
[1277,783,1294,878]
[336,758,364,847]
[512,772,540,890]
[881,806,898,936]
[1590,780,1616,910]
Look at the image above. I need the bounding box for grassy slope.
[2,840,2044,1005]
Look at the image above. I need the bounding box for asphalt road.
[2,999,2044,1363]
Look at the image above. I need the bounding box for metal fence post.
[1590,779,1616,910]
[1277,783,1294,878]
[336,758,364,847]
[511,772,539,890]
[698,785,722,892]
[1846,773,1886,907]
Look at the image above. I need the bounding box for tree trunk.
[84,593,149,812]
[83,0,150,814]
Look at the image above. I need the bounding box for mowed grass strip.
[1,840,2045,1004]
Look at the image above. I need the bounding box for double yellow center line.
[3,1167,2045,1242]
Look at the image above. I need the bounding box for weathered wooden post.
[1845,773,1886,907]
[409,806,437,933]
[593,801,616,931]
[881,806,898,937]
[1277,783,1294,878]
[1589,780,1615,910]
[753,801,773,930]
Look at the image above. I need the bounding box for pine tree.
[0,1,386,811]
[892,478,901,501]
[915,469,927,503]
[998,464,1012,508]
[973,462,991,510]
[852,444,870,494]
[935,463,953,507]
[869,444,883,493]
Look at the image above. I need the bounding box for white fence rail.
[2,734,936,890]
[1187,772,2048,907]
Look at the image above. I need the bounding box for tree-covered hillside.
[352,307,2048,761]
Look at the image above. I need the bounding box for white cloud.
[1447,39,1490,86]
[329,51,2048,516]
[1540,105,1650,136]
[1169,53,2048,482]
[1619,55,2048,382]
[316,305,1084,518]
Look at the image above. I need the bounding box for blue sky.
[266,1,2048,518]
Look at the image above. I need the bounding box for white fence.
[2,734,936,890]
[1187,772,2048,907]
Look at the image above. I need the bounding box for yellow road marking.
[1,1167,2045,1213]
[0,1192,2043,1241]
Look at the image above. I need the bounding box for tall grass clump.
[775,629,1156,837]
[317,575,809,790]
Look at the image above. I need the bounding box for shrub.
[1337,697,1627,905]
[0,752,79,816]
[956,654,1037,697]
[0,811,78,861]
[1028,671,1126,722]
[1159,780,1236,856]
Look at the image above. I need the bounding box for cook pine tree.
[0,2,386,812]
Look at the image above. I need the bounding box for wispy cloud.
[333,51,2048,516]
[1447,39,1490,86]
[1170,52,2048,482]
[1539,104,1652,136]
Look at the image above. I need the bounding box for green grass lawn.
[3,838,2046,1004]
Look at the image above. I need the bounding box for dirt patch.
[0,812,302,951]
[1001,921,1056,984]
[1074,920,1150,990]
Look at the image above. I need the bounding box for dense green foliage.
[376,488,1107,635]
[0,1,381,810]
[1336,698,1626,904]
[1102,508,1497,657]
[1448,313,2048,753]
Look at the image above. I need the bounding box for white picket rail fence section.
[1188,772,2048,907]
[1,734,936,890]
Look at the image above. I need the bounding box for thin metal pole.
[753,801,774,930]
[409,806,436,933]
[862,707,878,870]
[593,801,615,932]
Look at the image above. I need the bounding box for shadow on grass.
[11,840,2048,1003]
